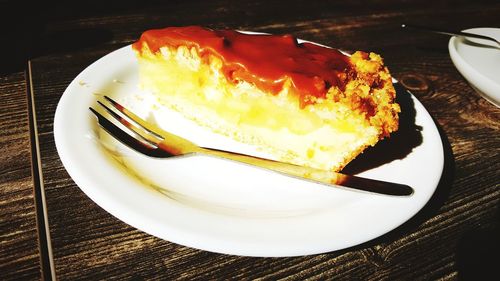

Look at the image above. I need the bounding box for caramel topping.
[133,26,352,106]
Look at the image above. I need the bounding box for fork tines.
[103,96,164,140]
[89,96,172,157]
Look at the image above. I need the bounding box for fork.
[89,96,414,196]
[401,24,500,47]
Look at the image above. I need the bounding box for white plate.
[449,27,500,107]
[54,43,444,257]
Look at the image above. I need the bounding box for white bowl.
[448,27,500,107]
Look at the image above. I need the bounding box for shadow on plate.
[343,83,423,174]
[462,38,500,50]
[330,119,455,257]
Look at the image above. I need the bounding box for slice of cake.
[132,26,400,172]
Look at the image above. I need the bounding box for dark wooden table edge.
[26,60,56,281]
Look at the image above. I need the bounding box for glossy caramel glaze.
[133,26,353,105]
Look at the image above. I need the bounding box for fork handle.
[198,148,413,196]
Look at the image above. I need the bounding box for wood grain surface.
[0,73,41,279]
[3,0,500,280]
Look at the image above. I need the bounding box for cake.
[132,26,400,172]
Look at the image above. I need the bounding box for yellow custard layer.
[134,41,399,171]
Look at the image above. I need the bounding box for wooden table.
[1,0,499,279]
